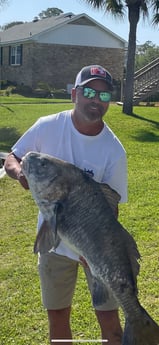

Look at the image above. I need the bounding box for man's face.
[72,79,111,123]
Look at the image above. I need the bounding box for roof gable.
[0,12,126,45]
[68,16,96,26]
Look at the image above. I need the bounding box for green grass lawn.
[0,100,159,344]
[0,94,72,104]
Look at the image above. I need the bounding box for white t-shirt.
[12,110,127,260]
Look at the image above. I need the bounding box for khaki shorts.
[38,251,119,311]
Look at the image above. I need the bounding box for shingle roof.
[0,12,126,45]
[0,12,76,43]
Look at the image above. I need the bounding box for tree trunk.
[123,4,140,115]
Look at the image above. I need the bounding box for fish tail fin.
[123,307,159,345]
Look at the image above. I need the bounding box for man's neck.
[71,112,104,136]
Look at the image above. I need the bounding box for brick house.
[0,12,127,93]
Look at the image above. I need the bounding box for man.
[5,65,127,345]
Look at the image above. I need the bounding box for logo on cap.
[90,67,106,78]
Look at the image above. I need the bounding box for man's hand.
[17,170,29,190]
[79,256,89,268]
[4,153,29,190]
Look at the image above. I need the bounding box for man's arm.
[4,153,29,189]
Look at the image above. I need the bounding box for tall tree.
[0,0,8,6]
[38,7,63,20]
[80,0,159,114]
[135,41,159,70]
[2,21,24,30]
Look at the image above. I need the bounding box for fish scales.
[21,151,159,345]
[52,170,139,292]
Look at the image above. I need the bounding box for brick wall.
[1,44,33,86]
[1,42,125,91]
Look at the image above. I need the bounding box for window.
[9,45,22,65]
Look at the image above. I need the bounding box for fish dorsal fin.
[122,226,141,290]
[100,183,121,215]
[100,183,140,286]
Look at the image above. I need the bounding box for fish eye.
[40,159,47,167]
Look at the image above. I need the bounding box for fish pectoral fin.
[92,277,109,307]
[33,201,62,254]
[34,220,55,254]
[34,218,60,254]
[49,214,61,250]
[49,200,63,250]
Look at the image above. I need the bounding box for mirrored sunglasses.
[78,86,111,102]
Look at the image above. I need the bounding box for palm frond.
[152,12,159,24]
[150,0,159,25]
[80,0,106,8]
[106,0,125,16]
[81,0,125,15]
[151,0,159,11]
[139,0,149,20]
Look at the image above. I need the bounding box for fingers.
[17,171,29,190]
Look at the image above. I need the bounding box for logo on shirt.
[84,168,94,178]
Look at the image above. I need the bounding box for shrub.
[13,84,33,96]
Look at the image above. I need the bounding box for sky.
[0,0,159,46]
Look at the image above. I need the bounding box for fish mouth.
[21,152,37,177]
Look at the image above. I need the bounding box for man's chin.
[85,112,103,123]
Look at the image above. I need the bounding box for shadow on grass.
[128,112,159,142]
[0,127,21,151]
[0,104,15,113]
[131,112,159,128]
[132,129,159,142]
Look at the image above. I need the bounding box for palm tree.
[80,0,159,115]
[0,0,9,7]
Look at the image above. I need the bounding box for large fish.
[21,151,159,345]
[0,152,9,178]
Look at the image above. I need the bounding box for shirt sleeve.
[11,118,42,159]
[103,153,128,203]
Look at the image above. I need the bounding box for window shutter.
[9,46,11,65]
[0,47,3,65]
[20,44,23,65]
